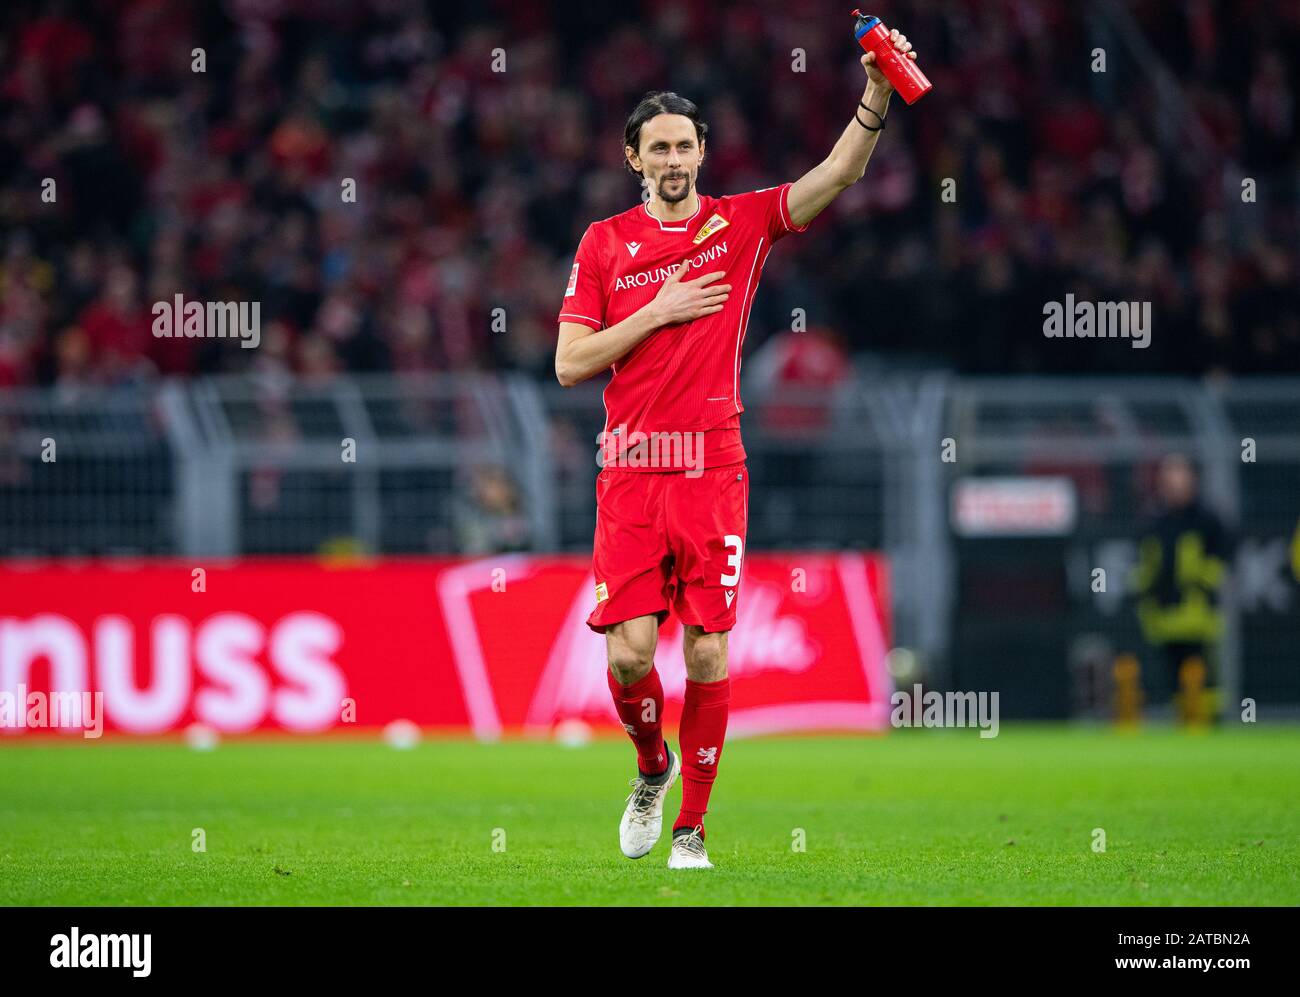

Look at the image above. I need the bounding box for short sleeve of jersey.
[557,223,607,331]
[746,182,813,244]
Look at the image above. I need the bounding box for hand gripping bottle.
[852,10,932,104]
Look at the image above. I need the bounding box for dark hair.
[623,91,708,180]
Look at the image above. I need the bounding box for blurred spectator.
[455,464,531,553]
[0,0,1295,389]
[1131,454,1229,724]
[745,326,851,439]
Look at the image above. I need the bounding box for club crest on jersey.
[692,212,730,245]
[625,241,642,258]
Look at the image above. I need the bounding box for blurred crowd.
[0,0,1297,394]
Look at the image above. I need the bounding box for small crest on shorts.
[595,581,609,603]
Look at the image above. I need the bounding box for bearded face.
[627,113,704,207]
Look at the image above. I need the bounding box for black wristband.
[852,111,883,132]
[857,101,887,129]
[854,111,881,131]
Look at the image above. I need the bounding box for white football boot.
[667,824,713,869]
[618,746,680,859]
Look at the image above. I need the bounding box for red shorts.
[587,461,749,635]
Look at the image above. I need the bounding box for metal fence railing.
[2,373,1297,711]
[1213,380,1300,708]
[935,378,1244,717]
[0,386,174,556]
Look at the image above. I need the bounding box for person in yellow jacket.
[1292,515,1300,584]
[1132,455,1229,724]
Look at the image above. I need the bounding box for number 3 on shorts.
[720,534,744,586]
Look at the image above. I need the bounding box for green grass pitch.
[1,726,1296,905]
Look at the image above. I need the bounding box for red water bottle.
[852,10,932,104]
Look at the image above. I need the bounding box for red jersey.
[558,182,812,471]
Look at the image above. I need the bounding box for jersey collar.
[643,194,703,233]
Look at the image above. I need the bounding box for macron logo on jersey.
[613,241,729,293]
[626,241,642,258]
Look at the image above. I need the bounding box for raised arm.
[785,28,917,229]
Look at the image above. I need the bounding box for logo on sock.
[696,746,718,765]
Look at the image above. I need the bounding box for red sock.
[607,667,667,776]
[674,677,730,836]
